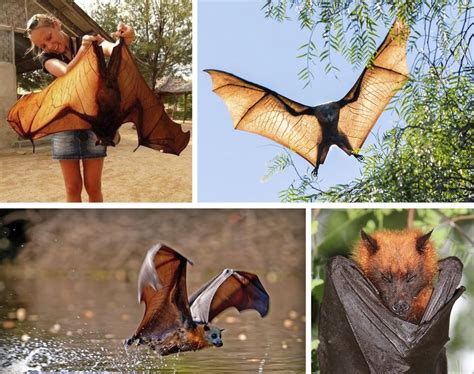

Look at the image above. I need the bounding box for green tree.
[262,1,473,202]
[92,0,192,87]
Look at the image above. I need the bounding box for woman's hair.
[25,13,61,56]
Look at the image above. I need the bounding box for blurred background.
[0,209,305,373]
[311,208,473,373]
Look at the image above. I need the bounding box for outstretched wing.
[338,18,409,150]
[189,269,269,323]
[7,45,99,140]
[117,40,190,155]
[132,244,194,341]
[206,70,322,166]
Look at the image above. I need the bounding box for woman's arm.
[44,35,104,77]
[44,23,135,77]
[101,22,135,56]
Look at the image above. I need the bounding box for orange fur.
[351,229,438,323]
[187,325,212,350]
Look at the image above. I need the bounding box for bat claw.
[311,167,319,178]
[353,153,364,161]
[124,337,139,347]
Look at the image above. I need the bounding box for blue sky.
[198,0,400,202]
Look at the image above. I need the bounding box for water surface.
[0,272,305,373]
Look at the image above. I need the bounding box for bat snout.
[392,300,410,316]
[213,339,223,347]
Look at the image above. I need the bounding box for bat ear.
[203,325,210,331]
[361,230,378,255]
[220,328,225,332]
[416,229,433,254]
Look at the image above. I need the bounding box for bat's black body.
[126,243,269,356]
[318,256,465,373]
[207,19,409,175]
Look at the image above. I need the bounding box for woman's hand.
[81,34,104,47]
[112,22,135,45]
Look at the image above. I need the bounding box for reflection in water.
[0,273,305,373]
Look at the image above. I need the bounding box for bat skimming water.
[125,243,270,356]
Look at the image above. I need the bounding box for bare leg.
[59,160,83,202]
[82,158,104,203]
[83,158,105,202]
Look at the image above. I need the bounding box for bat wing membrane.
[206,69,322,166]
[7,45,100,140]
[133,244,194,341]
[338,18,409,151]
[189,269,269,323]
[318,256,464,373]
[118,41,190,155]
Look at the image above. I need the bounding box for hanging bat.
[125,243,270,356]
[7,38,190,155]
[317,255,465,373]
[206,18,409,175]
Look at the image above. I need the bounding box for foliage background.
[311,208,474,372]
[262,0,472,202]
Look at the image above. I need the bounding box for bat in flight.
[8,38,190,155]
[206,18,409,176]
[317,256,464,373]
[125,243,270,356]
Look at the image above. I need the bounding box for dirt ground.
[0,122,192,202]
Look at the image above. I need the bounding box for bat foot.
[311,167,319,178]
[112,131,121,146]
[353,153,364,161]
[124,337,142,347]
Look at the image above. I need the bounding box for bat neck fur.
[188,324,215,350]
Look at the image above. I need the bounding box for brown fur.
[352,229,438,323]
[187,325,213,350]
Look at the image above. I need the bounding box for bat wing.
[318,256,464,373]
[338,18,409,151]
[206,69,322,166]
[189,269,269,324]
[7,44,100,140]
[116,40,190,155]
[132,243,194,341]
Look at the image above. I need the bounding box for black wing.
[189,269,270,323]
[317,256,464,373]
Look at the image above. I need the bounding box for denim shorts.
[52,130,107,160]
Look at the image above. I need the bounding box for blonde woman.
[26,14,134,202]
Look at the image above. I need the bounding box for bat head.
[353,229,437,323]
[314,102,340,126]
[203,324,223,347]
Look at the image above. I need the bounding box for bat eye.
[406,274,416,283]
[381,273,392,283]
[211,333,218,339]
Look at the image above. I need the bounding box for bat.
[206,18,409,175]
[317,256,465,373]
[7,38,190,155]
[125,243,270,356]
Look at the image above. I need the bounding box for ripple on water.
[0,332,304,373]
